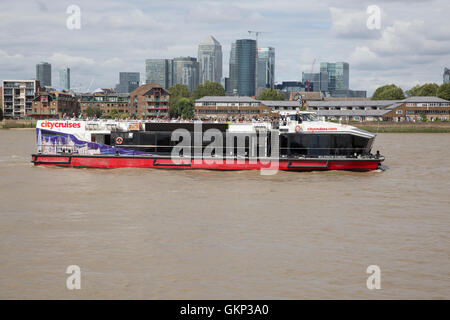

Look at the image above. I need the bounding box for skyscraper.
[145,59,174,88]
[257,47,275,89]
[59,67,70,91]
[115,72,140,93]
[173,57,199,93]
[36,62,51,87]
[320,62,349,92]
[198,35,222,84]
[228,42,238,95]
[229,39,257,96]
[444,67,450,84]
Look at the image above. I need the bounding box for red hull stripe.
[32,155,381,171]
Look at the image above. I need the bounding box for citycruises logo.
[41,121,81,130]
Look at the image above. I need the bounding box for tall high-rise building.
[36,62,52,87]
[444,67,450,84]
[173,57,199,93]
[198,35,222,84]
[228,43,238,95]
[145,59,174,88]
[229,39,257,96]
[320,62,349,92]
[59,67,70,91]
[115,72,140,93]
[257,47,275,89]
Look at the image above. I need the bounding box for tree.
[0,108,3,121]
[168,84,191,117]
[104,109,128,119]
[371,84,405,100]
[420,113,427,122]
[418,83,438,96]
[405,83,439,97]
[437,83,450,101]
[257,88,285,101]
[192,81,225,100]
[175,97,194,119]
[85,106,103,118]
[405,85,421,97]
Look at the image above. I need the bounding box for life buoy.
[115,136,123,145]
[295,125,302,133]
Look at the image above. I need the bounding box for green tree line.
[371,83,450,100]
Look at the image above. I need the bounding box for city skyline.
[1,0,449,95]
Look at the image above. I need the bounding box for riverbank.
[0,120,36,129]
[351,122,450,133]
[1,119,450,132]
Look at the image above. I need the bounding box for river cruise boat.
[31,112,384,171]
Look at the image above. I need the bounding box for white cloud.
[0,0,449,93]
[329,7,381,39]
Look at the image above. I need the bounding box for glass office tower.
[198,35,222,84]
[145,59,173,88]
[235,39,256,96]
[320,62,349,92]
[257,47,275,89]
[59,67,70,91]
[36,62,52,87]
[116,72,140,93]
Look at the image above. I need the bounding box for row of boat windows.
[113,132,372,157]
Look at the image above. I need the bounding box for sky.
[0,0,449,95]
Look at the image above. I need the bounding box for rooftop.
[402,96,449,103]
[315,110,390,117]
[199,35,221,46]
[196,96,258,103]
[307,100,400,107]
[260,100,301,107]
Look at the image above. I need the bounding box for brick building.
[31,91,79,119]
[79,89,130,116]
[130,83,170,117]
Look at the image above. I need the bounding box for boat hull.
[31,154,383,171]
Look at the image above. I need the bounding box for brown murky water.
[0,129,449,299]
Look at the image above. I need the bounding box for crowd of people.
[60,113,281,125]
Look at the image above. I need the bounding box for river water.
[0,129,448,299]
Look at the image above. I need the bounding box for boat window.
[300,114,317,122]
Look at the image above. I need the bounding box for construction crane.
[247,30,270,44]
[305,58,316,92]
[248,31,271,93]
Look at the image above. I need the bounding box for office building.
[229,39,257,96]
[320,62,349,92]
[257,47,275,89]
[173,57,199,93]
[2,80,40,118]
[59,67,70,91]
[302,72,328,92]
[115,72,140,94]
[444,67,450,84]
[198,35,222,84]
[145,59,174,88]
[228,43,238,95]
[36,62,52,87]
